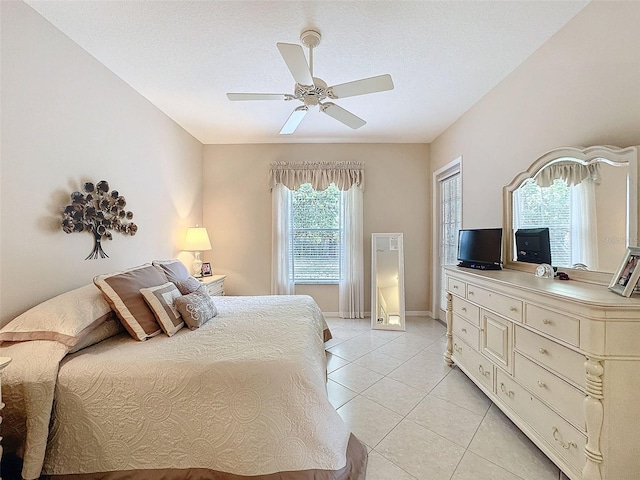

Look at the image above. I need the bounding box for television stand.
[457,261,501,270]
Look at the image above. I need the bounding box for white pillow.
[0,284,112,347]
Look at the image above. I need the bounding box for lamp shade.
[184,227,212,251]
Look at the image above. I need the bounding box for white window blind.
[513,179,572,266]
[290,183,343,283]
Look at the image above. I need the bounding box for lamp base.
[192,251,203,277]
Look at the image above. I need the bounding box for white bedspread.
[40,295,350,476]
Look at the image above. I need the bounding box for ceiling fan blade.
[227,93,287,101]
[280,106,308,135]
[329,74,394,99]
[276,43,314,86]
[320,103,366,129]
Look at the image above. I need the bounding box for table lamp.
[184,226,212,277]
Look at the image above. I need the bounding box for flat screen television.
[457,228,503,270]
[515,227,552,265]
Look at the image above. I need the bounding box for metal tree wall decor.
[61,181,138,259]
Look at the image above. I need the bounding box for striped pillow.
[94,264,167,341]
[140,282,184,336]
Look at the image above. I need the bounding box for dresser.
[444,266,640,480]
[199,274,226,296]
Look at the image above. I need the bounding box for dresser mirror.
[503,146,638,283]
[371,233,405,331]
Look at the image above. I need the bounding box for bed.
[0,265,366,480]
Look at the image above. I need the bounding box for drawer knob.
[468,291,475,295]
[500,382,514,398]
[478,365,491,378]
[543,319,552,325]
[453,285,459,289]
[537,380,546,388]
[461,307,467,312]
[453,343,462,353]
[461,328,467,333]
[552,427,577,450]
[538,348,547,355]
[509,306,518,312]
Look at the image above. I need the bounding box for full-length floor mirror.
[371,233,405,331]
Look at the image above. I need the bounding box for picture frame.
[609,247,640,297]
[201,262,212,277]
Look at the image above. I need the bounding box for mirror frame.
[371,233,406,331]
[503,145,638,284]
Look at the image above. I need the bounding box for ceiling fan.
[226,29,394,135]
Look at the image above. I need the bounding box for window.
[290,182,342,283]
[513,179,572,266]
[439,170,461,312]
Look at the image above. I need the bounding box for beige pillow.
[68,315,124,354]
[0,283,113,347]
[140,282,184,336]
[152,259,190,284]
[175,276,202,295]
[174,287,218,330]
[94,264,168,341]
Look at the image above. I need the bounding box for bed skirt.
[41,434,367,480]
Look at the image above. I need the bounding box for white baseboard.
[322,311,433,319]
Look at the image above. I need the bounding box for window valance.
[535,161,601,188]
[269,161,364,192]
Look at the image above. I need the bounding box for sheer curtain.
[570,179,599,270]
[269,162,365,318]
[339,185,364,318]
[271,183,294,295]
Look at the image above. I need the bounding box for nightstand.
[199,274,226,296]
[0,356,11,480]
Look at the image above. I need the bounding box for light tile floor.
[325,316,569,480]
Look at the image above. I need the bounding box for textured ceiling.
[25,1,589,144]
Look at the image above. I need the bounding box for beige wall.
[0,2,204,326]
[202,144,430,314]
[430,1,640,265]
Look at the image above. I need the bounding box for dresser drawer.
[452,335,494,392]
[514,353,585,431]
[467,284,523,322]
[525,304,580,347]
[481,311,513,373]
[452,315,480,351]
[515,326,584,387]
[448,277,466,297]
[452,297,480,326]
[495,369,586,474]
